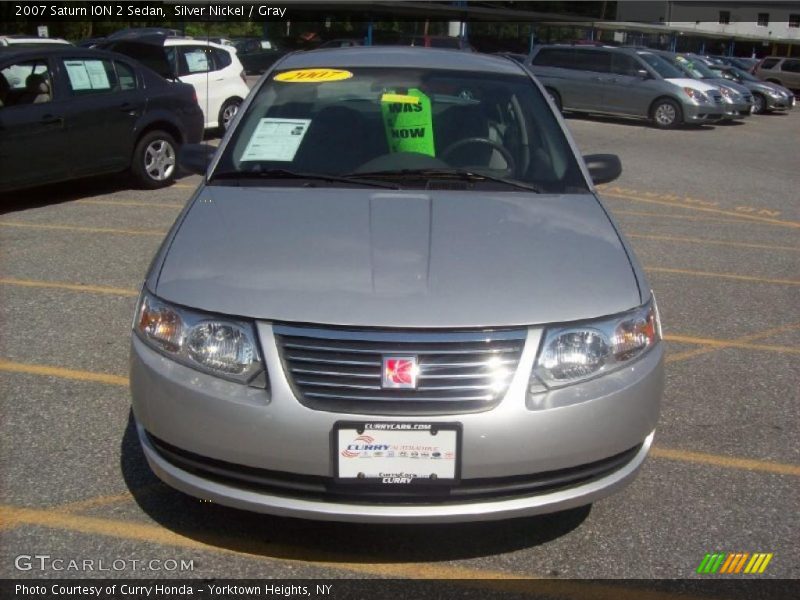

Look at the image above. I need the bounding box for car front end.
[130,48,664,523]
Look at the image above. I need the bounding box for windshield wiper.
[348,168,542,193]
[211,168,400,190]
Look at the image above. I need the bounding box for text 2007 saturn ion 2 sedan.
[130,47,664,523]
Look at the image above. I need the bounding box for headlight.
[134,290,265,386]
[719,86,740,102]
[531,295,661,391]
[767,89,783,98]
[683,87,709,103]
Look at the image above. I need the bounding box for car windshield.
[212,66,588,193]
[675,55,717,79]
[727,66,760,82]
[636,52,685,79]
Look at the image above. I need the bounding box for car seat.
[293,105,372,173]
[20,74,51,104]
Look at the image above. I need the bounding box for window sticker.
[380,93,420,105]
[240,118,312,162]
[64,60,110,90]
[380,88,435,156]
[274,69,353,83]
[185,51,209,73]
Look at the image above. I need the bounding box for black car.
[0,46,203,192]
[230,37,284,75]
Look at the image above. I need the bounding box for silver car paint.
[155,188,641,328]
[132,47,663,522]
[131,325,663,522]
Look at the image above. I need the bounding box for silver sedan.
[130,47,664,523]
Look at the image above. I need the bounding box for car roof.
[276,46,525,74]
[0,45,136,62]
[163,38,228,50]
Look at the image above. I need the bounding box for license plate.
[334,422,461,485]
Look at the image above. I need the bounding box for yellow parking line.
[0,359,128,387]
[51,484,162,515]
[0,221,166,236]
[75,199,183,209]
[629,233,800,253]
[646,266,800,286]
[1,355,798,479]
[613,210,759,225]
[172,184,194,189]
[602,191,800,229]
[650,448,800,477]
[0,504,529,580]
[0,277,138,297]
[666,323,800,364]
[0,504,727,597]
[664,334,800,355]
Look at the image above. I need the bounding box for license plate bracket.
[333,422,461,485]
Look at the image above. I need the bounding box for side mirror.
[636,69,650,79]
[584,154,622,185]
[178,143,216,175]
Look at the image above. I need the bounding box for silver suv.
[527,45,725,128]
[755,57,800,93]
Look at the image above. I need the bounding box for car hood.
[747,80,790,95]
[706,78,750,96]
[154,187,641,328]
[665,77,718,92]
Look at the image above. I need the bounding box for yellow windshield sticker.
[380,88,435,157]
[380,93,420,104]
[274,69,353,83]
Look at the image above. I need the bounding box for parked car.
[0,46,203,192]
[130,47,664,523]
[526,45,725,128]
[231,37,284,75]
[316,38,363,49]
[707,64,795,114]
[0,35,71,47]
[101,33,250,132]
[754,56,800,93]
[651,50,752,120]
[709,55,759,72]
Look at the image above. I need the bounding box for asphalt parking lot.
[1,106,798,587]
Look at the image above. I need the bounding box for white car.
[163,39,250,131]
[0,35,71,47]
[104,36,250,132]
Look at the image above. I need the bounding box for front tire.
[751,93,768,114]
[651,98,682,129]
[218,98,241,134]
[131,131,177,189]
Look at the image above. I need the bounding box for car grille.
[710,91,723,104]
[274,324,527,414]
[147,432,643,503]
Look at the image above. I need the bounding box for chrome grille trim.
[274,324,527,415]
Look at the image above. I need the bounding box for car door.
[570,49,612,112]
[0,56,71,191]
[605,53,656,117]
[58,55,145,175]
[176,45,220,127]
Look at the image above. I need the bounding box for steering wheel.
[440,137,516,176]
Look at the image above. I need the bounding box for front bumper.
[722,100,752,119]
[130,325,664,523]
[682,102,725,123]
[765,95,792,111]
